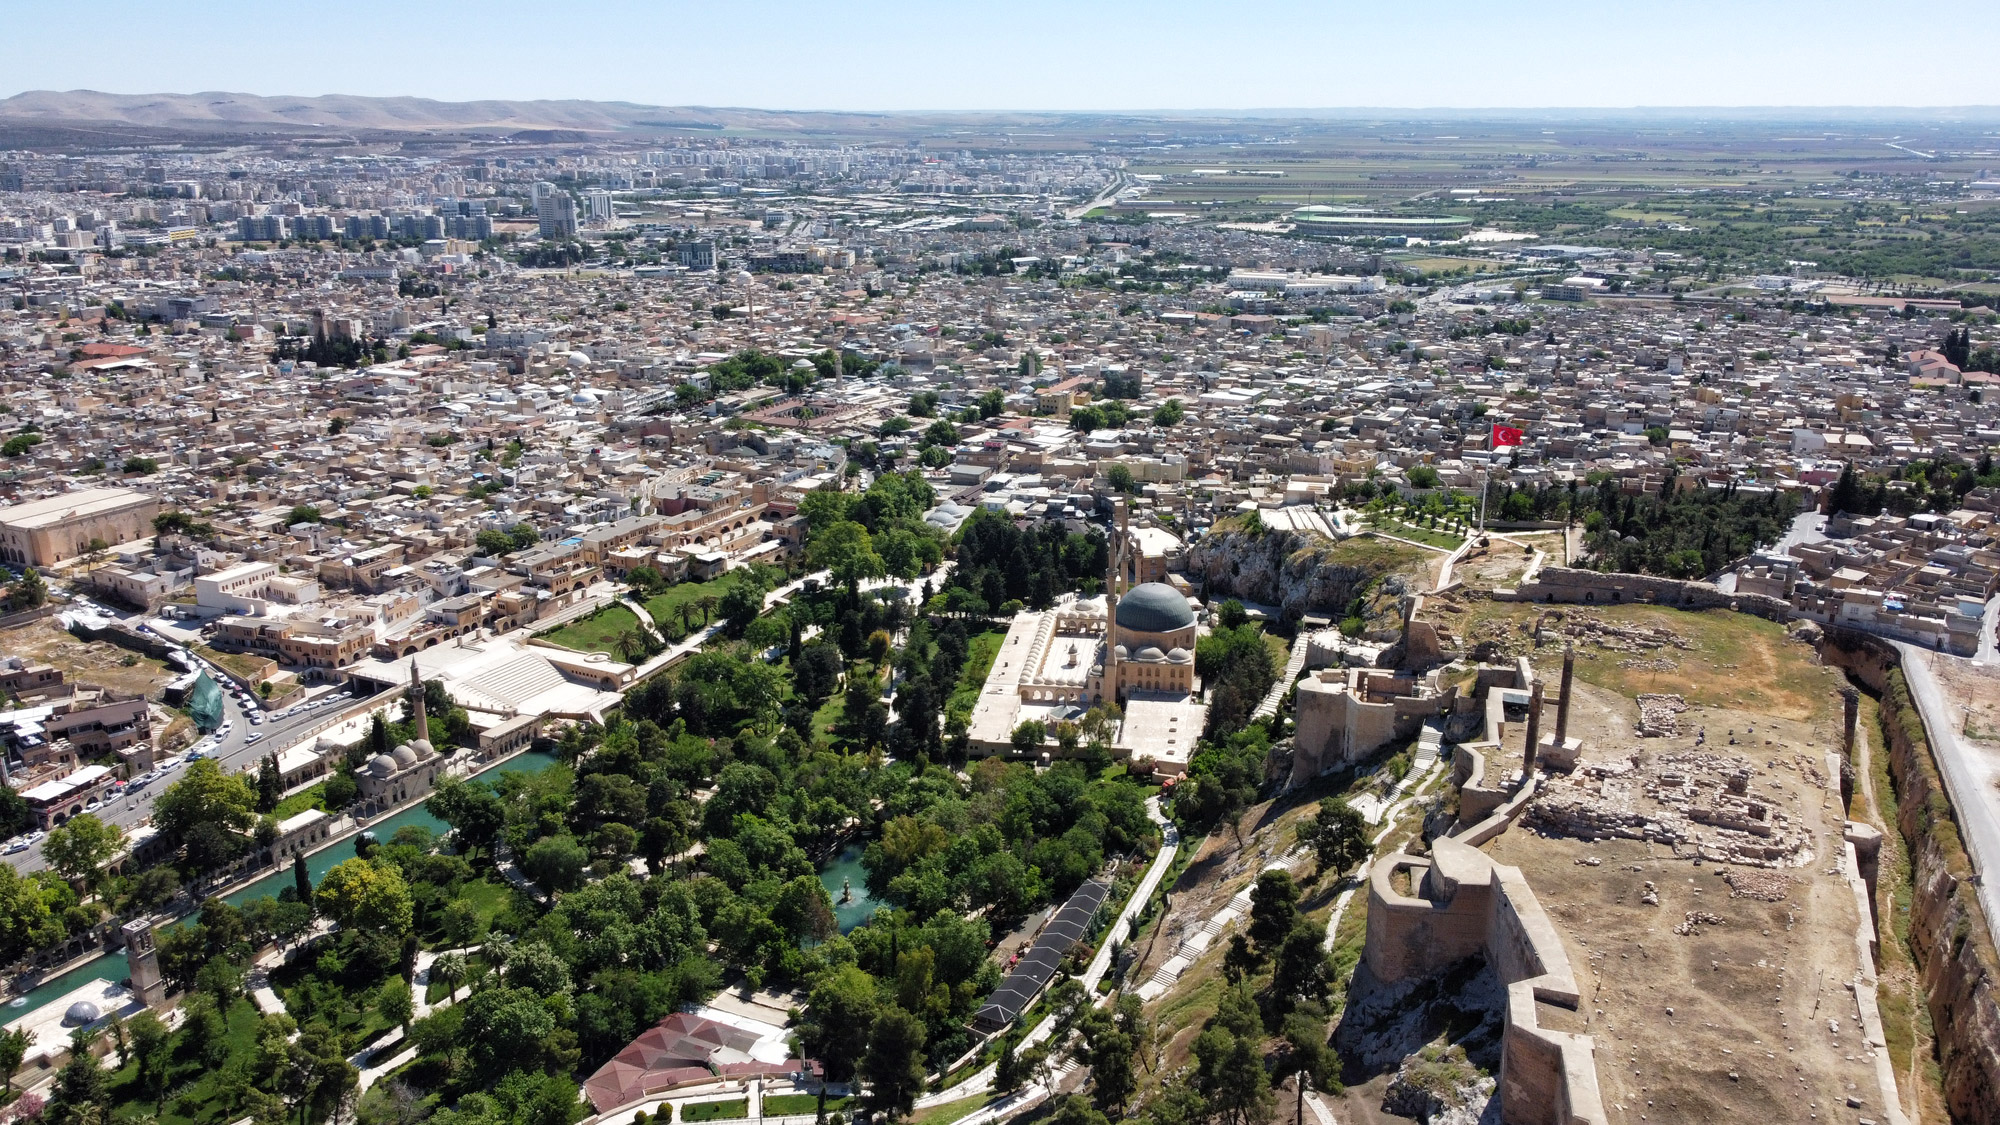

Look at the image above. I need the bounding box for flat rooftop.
[0,487,155,530]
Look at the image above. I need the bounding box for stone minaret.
[123,918,166,1008]
[1104,503,1127,704]
[1522,680,1544,780]
[1553,645,1575,752]
[410,659,429,745]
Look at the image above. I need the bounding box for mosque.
[356,660,448,811]
[965,507,1207,776]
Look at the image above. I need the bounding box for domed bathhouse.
[966,505,1206,777]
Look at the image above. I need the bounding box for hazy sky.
[7,0,1999,111]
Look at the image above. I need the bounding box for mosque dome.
[1115,582,1196,634]
[391,745,418,769]
[1134,646,1166,663]
[1112,644,1129,660]
[367,753,398,779]
[409,738,435,759]
[1166,647,1193,664]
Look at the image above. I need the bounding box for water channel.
[7,751,560,1021]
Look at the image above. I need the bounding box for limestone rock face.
[1185,527,1389,621]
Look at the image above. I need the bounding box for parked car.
[4,840,26,855]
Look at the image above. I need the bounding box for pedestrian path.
[1252,631,1334,721]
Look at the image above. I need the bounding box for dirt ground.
[1931,655,2000,752]
[1473,670,1881,1125]
[0,617,178,700]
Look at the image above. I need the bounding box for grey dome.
[1133,646,1166,663]
[391,745,418,769]
[367,753,398,778]
[1115,582,1195,634]
[409,738,435,759]
[1166,647,1193,664]
[63,1001,100,1026]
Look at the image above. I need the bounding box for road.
[1063,174,1128,220]
[5,605,397,876]
[1891,642,2000,943]
[1713,510,1825,592]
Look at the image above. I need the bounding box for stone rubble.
[1635,693,1689,737]
[1674,910,1726,936]
[1524,750,1815,868]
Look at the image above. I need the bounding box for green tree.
[522,834,588,894]
[430,951,469,1003]
[315,858,414,937]
[376,978,414,1037]
[426,776,506,861]
[1248,868,1298,956]
[806,520,885,585]
[0,1027,28,1095]
[153,759,256,868]
[1152,398,1185,426]
[799,964,877,1082]
[860,1007,927,1119]
[1407,465,1440,489]
[9,565,46,610]
[1296,798,1368,878]
[42,814,124,895]
[1106,464,1137,494]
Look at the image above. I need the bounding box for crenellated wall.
[1364,839,1606,1125]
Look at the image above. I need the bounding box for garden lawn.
[682,1100,749,1122]
[761,1094,850,1116]
[641,571,755,636]
[103,997,263,1125]
[540,604,644,655]
[271,782,327,819]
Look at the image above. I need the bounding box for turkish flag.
[1491,423,1524,447]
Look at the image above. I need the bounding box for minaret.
[1104,502,1127,704]
[409,658,429,745]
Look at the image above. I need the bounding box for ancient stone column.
[1553,645,1575,752]
[1522,681,1544,779]
[1842,687,1860,758]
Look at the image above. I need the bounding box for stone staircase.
[1136,849,1310,1001]
[1251,630,1333,721]
[1412,719,1443,773]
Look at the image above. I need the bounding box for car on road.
[245,732,262,745]
[83,799,101,812]
[218,722,233,735]
[24,830,44,843]
[3,840,25,855]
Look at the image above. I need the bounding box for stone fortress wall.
[1362,653,1608,1125]
[1365,836,1606,1125]
[1495,565,1793,622]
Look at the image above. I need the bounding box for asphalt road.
[1892,641,2000,943]
[4,607,394,877]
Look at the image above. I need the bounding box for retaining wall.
[1819,628,2000,1125]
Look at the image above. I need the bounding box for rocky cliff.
[1185,526,1420,624]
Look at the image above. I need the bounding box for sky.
[5,0,2000,112]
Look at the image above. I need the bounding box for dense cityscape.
[0,89,1995,1125]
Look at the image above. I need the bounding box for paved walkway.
[1251,631,1332,722]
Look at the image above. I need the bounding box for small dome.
[1115,582,1196,634]
[63,1001,100,1026]
[391,745,418,769]
[409,738,435,759]
[1166,647,1193,664]
[367,753,398,778]
[1134,646,1167,663]
[1112,644,1129,660]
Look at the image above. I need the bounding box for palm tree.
[696,594,720,627]
[431,952,468,1004]
[615,627,645,662]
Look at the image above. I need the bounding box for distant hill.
[0,90,816,135]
